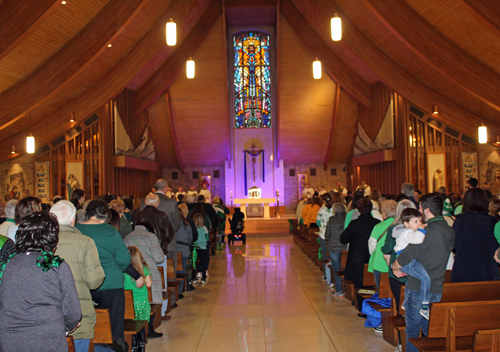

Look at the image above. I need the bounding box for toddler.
[392,208,431,320]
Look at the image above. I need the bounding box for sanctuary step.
[226,217,292,235]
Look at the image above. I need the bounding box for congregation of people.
[297,178,500,352]
[0,178,232,352]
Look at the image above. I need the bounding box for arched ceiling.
[0,0,499,165]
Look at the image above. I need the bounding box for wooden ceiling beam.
[310,0,499,134]
[134,0,222,114]
[362,0,500,111]
[0,0,211,163]
[0,0,149,131]
[280,0,372,108]
[0,0,59,61]
[324,83,340,171]
[454,0,500,40]
[166,89,184,173]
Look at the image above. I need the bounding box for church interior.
[1,0,500,351]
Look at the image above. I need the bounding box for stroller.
[228,208,246,245]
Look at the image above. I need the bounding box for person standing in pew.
[0,212,82,352]
[77,200,144,349]
[50,201,109,352]
[340,197,380,314]
[392,193,455,352]
[392,208,431,319]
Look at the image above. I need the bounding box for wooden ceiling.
[0,0,499,166]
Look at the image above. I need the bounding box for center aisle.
[147,236,393,352]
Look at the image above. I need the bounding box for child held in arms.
[392,208,432,320]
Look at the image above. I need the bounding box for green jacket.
[55,225,105,339]
[76,223,130,291]
[381,224,407,284]
[368,217,394,273]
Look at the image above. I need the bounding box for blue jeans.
[400,259,430,303]
[405,288,442,352]
[329,251,343,293]
[74,339,113,352]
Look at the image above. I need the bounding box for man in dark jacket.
[393,192,455,352]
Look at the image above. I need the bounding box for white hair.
[50,200,76,226]
[5,199,17,219]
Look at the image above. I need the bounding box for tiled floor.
[147,236,394,352]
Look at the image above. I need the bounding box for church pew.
[472,329,500,352]
[166,258,183,303]
[124,290,148,352]
[384,280,500,352]
[67,336,75,352]
[176,252,188,293]
[158,266,174,313]
[342,263,375,303]
[409,300,500,352]
[148,286,162,330]
[89,308,113,351]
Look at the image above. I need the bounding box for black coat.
[451,212,500,282]
[340,213,380,284]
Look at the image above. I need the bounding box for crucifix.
[243,144,265,194]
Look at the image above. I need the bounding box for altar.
[233,198,276,218]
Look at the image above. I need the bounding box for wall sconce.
[433,105,438,115]
[70,113,75,122]
[11,146,15,154]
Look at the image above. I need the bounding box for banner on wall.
[462,152,478,190]
[35,162,50,202]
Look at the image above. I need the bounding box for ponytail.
[322,193,333,209]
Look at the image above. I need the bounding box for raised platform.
[226,215,294,235]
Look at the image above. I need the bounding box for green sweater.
[368,217,394,273]
[76,223,131,291]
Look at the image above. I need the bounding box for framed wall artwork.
[35,162,50,203]
[66,161,83,200]
[462,152,477,190]
[427,153,446,193]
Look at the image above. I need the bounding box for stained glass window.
[233,32,271,128]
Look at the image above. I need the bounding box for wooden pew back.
[473,328,500,352]
[440,281,500,303]
[92,308,113,344]
[177,252,184,271]
[124,290,136,320]
[166,258,176,279]
[428,300,500,339]
[341,250,347,269]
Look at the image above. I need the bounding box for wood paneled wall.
[351,87,476,196]
[35,89,158,200]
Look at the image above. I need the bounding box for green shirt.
[454,204,463,216]
[493,221,500,246]
[124,265,151,302]
[76,223,131,290]
[368,217,394,273]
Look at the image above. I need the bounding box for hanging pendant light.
[331,13,342,41]
[186,57,195,79]
[478,123,488,144]
[313,59,322,79]
[11,146,15,154]
[26,134,35,153]
[166,18,176,46]
[26,112,35,154]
